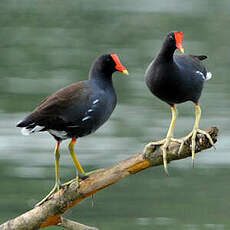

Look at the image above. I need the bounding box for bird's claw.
[143,139,167,153]
[197,129,214,147]
[144,137,183,175]
[180,128,214,168]
[170,138,185,154]
[35,181,63,207]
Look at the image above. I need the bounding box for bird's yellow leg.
[64,139,101,186]
[161,105,177,175]
[179,104,214,167]
[35,141,61,206]
[62,139,85,187]
[144,105,179,175]
[69,138,86,176]
[54,141,62,189]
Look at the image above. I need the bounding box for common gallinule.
[17,53,128,202]
[144,31,214,174]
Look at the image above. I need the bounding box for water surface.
[0,1,230,229]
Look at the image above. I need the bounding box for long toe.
[191,130,197,168]
[162,146,169,176]
[143,138,167,154]
[180,129,208,168]
[179,130,197,167]
[191,129,214,168]
[62,178,76,187]
[197,129,214,146]
[161,138,172,175]
[144,138,178,175]
[170,138,186,154]
[78,173,89,180]
[35,183,61,207]
[86,168,104,176]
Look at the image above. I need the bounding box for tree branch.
[58,218,99,230]
[0,127,218,230]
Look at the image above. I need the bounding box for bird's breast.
[78,88,117,136]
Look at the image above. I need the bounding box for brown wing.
[35,81,91,114]
[18,81,92,128]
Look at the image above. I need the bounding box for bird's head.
[164,31,184,54]
[92,54,128,76]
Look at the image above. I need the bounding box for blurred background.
[0,0,230,229]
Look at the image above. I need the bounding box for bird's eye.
[106,58,111,63]
[169,35,174,40]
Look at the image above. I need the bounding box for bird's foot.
[179,128,214,167]
[161,137,175,176]
[143,138,167,153]
[78,172,89,180]
[144,137,182,175]
[62,178,77,187]
[85,168,104,176]
[35,181,62,207]
[62,173,88,187]
[63,169,104,187]
[34,169,103,207]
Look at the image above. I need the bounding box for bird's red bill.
[110,53,127,72]
[175,32,184,53]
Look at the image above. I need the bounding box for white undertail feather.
[21,125,44,136]
[206,72,212,81]
[21,127,31,136]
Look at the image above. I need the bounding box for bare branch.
[0,127,218,230]
[58,218,99,230]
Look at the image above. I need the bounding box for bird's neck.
[157,45,176,63]
[89,69,113,88]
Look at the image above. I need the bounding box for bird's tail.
[16,119,44,136]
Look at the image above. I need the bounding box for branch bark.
[58,218,99,230]
[0,127,218,230]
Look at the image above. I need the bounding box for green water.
[0,0,230,229]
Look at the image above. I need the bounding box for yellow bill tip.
[122,69,129,75]
[180,48,185,54]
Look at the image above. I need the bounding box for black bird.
[17,53,128,202]
[144,31,213,174]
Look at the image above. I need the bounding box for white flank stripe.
[82,116,91,122]
[93,99,99,104]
